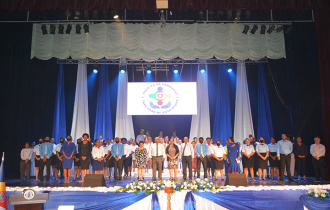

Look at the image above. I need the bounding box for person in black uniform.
[293,137,308,181]
[78,133,92,183]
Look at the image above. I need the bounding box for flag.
[0,152,7,210]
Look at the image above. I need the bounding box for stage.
[5,175,330,210]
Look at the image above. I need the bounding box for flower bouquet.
[307,188,330,200]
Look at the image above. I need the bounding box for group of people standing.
[20,130,326,183]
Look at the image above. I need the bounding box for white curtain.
[31,23,285,61]
[115,72,135,139]
[70,62,90,143]
[189,65,211,141]
[233,61,255,145]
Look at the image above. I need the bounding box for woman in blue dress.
[227,137,241,173]
[60,136,77,183]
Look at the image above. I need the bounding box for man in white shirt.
[122,138,132,178]
[20,142,33,182]
[206,137,215,178]
[136,129,146,144]
[150,137,165,181]
[180,137,195,180]
[310,136,326,181]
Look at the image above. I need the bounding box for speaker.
[84,174,106,187]
[225,173,247,187]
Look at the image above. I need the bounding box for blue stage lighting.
[227,68,233,73]
[93,69,98,73]
[146,69,152,74]
[173,69,179,74]
[120,69,126,74]
[200,69,205,73]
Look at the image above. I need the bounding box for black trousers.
[40,158,51,181]
[207,156,215,177]
[197,157,208,178]
[312,157,326,180]
[280,154,291,179]
[114,158,123,180]
[296,157,306,176]
[182,156,192,180]
[20,160,31,181]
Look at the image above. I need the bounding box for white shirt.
[241,144,255,155]
[268,143,277,153]
[123,144,132,156]
[92,146,105,159]
[310,144,326,158]
[150,143,166,157]
[34,144,41,156]
[56,144,63,153]
[21,148,33,160]
[136,134,146,144]
[103,145,111,155]
[52,143,57,154]
[180,142,195,158]
[212,145,226,157]
[206,144,214,156]
[131,145,138,152]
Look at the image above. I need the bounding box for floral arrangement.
[307,188,330,200]
[114,178,225,195]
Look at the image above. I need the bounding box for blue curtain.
[94,64,113,140]
[212,64,232,145]
[257,63,273,143]
[184,191,196,210]
[52,64,67,143]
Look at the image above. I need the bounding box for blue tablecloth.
[299,195,330,210]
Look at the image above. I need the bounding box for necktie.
[201,145,203,156]
[116,144,118,156]
[156,144,158,156]
[45,143,47,154]
[182,143,187,158]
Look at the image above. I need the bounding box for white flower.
[150,183,154,187]
[166,180,172,187]
[205,178,209,182]
[195,178,200,182]
[321,193,326,198]
[184,186,187,190]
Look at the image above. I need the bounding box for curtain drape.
[212,64,232,145]
[0,0,156,11]
[94,64,113,140]
[233,61,254,145]
[115,71,135,139]
[189,65,211,141]
[257,63,273,143]
[31,23,285,61]
[52,64,67,143]
[70,62,90,142]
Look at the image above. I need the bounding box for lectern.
[8,189,49,210]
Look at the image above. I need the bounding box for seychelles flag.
[0,153,7,210]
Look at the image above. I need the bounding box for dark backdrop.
[0,22,324,178]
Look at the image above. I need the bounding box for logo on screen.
[142,84,179,114]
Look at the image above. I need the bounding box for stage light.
[250,25,258,34]
[260,25,266,35]
[76,24,81,34]
[83,24,89,34]
[93,69,98,73]
[74,9,80,20]
[120,69,126,74]
[227,68,233,73]
[113,11,119,19]
[146,69,152,74]
[50,24,56,35]
[58,24,64,34]
[267,25,275,34]
[120,65,126,73]
[276,26,283,33]
[242,25,250,34]
[235,9,241,21]
[41,25,47,35]
[66,24,72,34]
[199,10,204,20]
[173,65,179,74]
[199,65,206,73]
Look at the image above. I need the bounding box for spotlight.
[50,24,56,35]
[120,65,126,73]
[65,9,72,19]
[41,25,47,35]
[250,25,258,34]
[276,26,283,33]
[173,65,179,74]
[242,25,250,34]
[235,9,241,21]
[113,11,119,19]
[74,9,80,20]
[76,24,81,34]
[260,25,266,35]
[83,24,89,34]
[93,69,98,73]
[227,68,233,73]
[199,65,206,73]
[66,24,72,34]
[146,69,152,74]
[267,25,275,34]
[58,24,64,34]
[226,10,232,20]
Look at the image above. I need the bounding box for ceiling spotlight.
[146,69,152,74]
[74,9,80,20]
[250,25,258,34]
[50,24,56,35]
[242,25,250,34]
[76,24,81,34]
[83,24,89,34]
[113,10,119,19]
[226,10,232,20]
[199,65,206,73]
[173,65,179,74]
[120,65,126,74]
[267,25,275,34]
[66,24,72,34]
[235,9,242,21]
[227,68,233,73]
[41,25,47,35]
[58,24,64,34]
[276,26,283,33]
[260,25,266,35]
[65,9,72,19]
[93,69,98,73]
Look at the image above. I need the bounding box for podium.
[8,190,49,210]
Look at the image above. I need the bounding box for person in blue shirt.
[39,136,54,182]
[111,137,124,181]
[277,134,293,181]
[195,137,209,179]
[227,137,241,173]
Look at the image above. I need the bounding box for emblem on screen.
[142,84,178,114]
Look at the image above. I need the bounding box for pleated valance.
[31,22,285,61]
